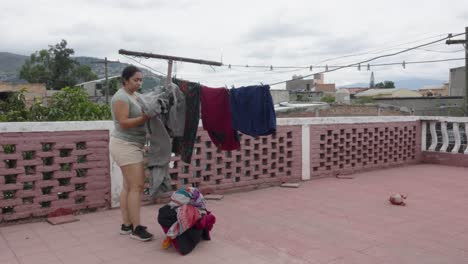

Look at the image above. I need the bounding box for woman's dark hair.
[121,66,141,84]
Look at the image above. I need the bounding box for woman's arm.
[113,100,149,129]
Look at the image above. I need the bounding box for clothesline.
[120,50,271,89]
[118,49,223,87]
[120,32,466,87]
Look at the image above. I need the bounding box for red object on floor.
[47,208,74,218]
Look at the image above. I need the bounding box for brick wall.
[144,125,303,200]
[0,118,431,222]
[309,121,421,177]
[0,131,110,222]
[421,152,468,167]
[276,105,409,118]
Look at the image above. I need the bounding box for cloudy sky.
[1,0,467,88]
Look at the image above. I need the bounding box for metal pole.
[445,28,467,116]
[166,60,173,87]
[105,57,109,104]
[465,26,468,116]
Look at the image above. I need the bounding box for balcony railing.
[1,116,466,223]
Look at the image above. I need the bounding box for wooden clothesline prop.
[118,49,223,86]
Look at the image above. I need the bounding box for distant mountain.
[0,52,28,83]
[0,52,164,91]
[339,82,369,88]
[74,56,164,92]
[0,52,28,72]
[339,78,447,90]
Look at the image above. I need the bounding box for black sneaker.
[130,225,153,241]
[120,224,133,235]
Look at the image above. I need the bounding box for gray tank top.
[110,88,146,145]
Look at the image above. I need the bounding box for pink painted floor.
[1,164,468,264]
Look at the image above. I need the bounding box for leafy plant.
[19,39,97,90]
[321,94,336,103]
[2,145,16,154]
[353,96,375,104]
[0,87,111,122]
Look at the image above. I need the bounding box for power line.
[119,32,466,87]
[269,32,466,86]
[416,48,464,53]
[224,38,465,70]
[314,33,451,64]
[121,54,166,76]
[224,58,464,70]
[370,58,464,66]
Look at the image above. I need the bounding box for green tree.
[353,96,375,104]
[19,40,97,90]
[46,87,111,121]
[375,81,395,89]
[107,78,120,96]
[0,87,110,122]
[0,89,29,121]
[321,94,335,103]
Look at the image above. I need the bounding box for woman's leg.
[120,162,145,227]
[120,172,131,225]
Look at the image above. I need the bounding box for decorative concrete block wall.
[0,131,110,222]
[309,121,421,177]
[1,116,430,221]
[143,125,303,200]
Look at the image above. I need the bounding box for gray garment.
[166,83,186,137]
[137,89,170,118]
[137,83,185,198]
[147,117,172,198]
[111,89,146,145]
[137,83,186,137]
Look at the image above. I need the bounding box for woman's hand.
[141,111,150,122]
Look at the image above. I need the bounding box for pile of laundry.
[137,79,277,199]
[157,187,216,255]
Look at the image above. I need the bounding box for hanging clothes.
[229,84,277,137]
[171,78,201,164]
[200,86,240,151]
[137,83,185,198]
[137,83,185,137]
[146,117,172,198]
[166,83,186,137]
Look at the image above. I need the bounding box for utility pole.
[104,57,109,104]
[446,26,468,116]
[93,58,119,104]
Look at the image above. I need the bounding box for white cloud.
[1,0,467,87]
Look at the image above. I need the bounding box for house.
[418,83,449,97]
[339,87,370,96]
[449,66,466,97]
[286,73,336,102]
[355,88,422,98]
[286,73,335,93]
[76,75,120,97]
[315,83,336,95]
[0,82,47,106]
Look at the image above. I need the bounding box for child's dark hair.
[121,66,141,84]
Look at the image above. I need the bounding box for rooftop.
[1,116,467,263]
[1,164,467,264]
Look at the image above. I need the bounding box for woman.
[109,65,153,241]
